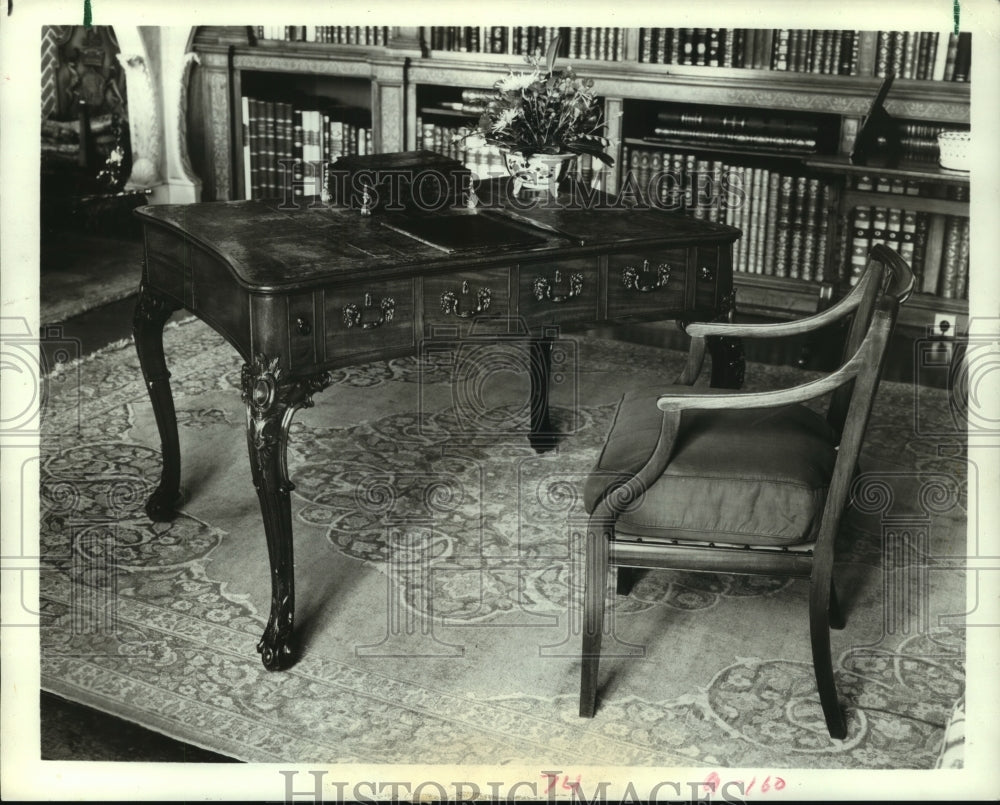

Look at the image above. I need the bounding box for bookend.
[850,73,901,169]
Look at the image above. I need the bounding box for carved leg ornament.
[133,280,183,521]
[242,354,331,671]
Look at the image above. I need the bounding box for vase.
[502,150,577,193]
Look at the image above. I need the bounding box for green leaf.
[545,34,561,74]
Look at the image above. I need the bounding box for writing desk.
[133,177,741,669]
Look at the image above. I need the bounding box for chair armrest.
[660,334,873,413]
[685,271,872,340]
[662,300,897,412]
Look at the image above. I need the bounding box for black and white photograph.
[2,0,998,801]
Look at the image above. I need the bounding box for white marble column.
[155,27,202,204]
[114,26,201,204]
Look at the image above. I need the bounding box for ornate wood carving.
[232,52,373,76]
[53,26,127,120]
[240,354,332,670]
[204,69,231,201]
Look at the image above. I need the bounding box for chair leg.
[809,578,847,739]
[829,577,846,630]
[616,566,641,596]
[580,516,612,718]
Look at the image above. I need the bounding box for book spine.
[954,217,970,299]
[943,32,959,80]
[772,29,790,70]
[787,176,808,279]
[938,215,963,297]
[952,31,972,81]
[774,173,794,278]
[921,214,946,293]
[241,96,252,200]
[875,31,891,77]
[263,100,277,198]
[885,206,902,256]
[815,183,831,282]
[870,205,888,250]
[800,177,821,282]
[898,209,917,273]
[734,166,750,272]
[292,106,304,200]
[849,206,872,285]
[763,171,780,276]
[248,97,262,200]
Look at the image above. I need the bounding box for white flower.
[491,107,519,133]
[496,71,539,92]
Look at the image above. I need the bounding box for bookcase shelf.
[188,24,971,334]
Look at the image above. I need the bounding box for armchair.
[579,244,914,739]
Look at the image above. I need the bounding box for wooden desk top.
[136,179,740,294]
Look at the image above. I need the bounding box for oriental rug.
[38,316,967,768]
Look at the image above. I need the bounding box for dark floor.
[36,229,956,763]
[40,692,237,763]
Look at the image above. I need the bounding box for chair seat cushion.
[584,386,839,547]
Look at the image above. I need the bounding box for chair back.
[827,244,913,435]
[815,292,901,560]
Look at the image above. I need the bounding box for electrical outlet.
[933,313,955,338]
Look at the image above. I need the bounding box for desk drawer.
[422,268,513,334]
[323,279,416,361]
[607,249,688,320]
[518,257,599,327]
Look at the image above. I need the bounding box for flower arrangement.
[466,37,614,167]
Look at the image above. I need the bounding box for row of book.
[621,147,833,282]
[895,122,960,164]
[849,171,969,199]
[426,26,626,61]
[240,95,372,200]
[875,31,971,81]
[416,119,508,180]
[421,89,495,117]
[418,27,971,82]
[642,107,822,155]
[638,29,860,73]
[849,207,969,298]
[638,29,970,80]
[253,26,391,46]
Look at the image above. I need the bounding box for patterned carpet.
[39,317,967,767]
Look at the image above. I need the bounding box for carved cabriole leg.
[528,336,556,452]
[241,354,331,671]
[133,280,182,522]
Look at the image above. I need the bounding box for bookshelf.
[188,24,971,332]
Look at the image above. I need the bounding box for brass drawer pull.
[622,259,671,293]
[343,293,395,329]
[441,280,492,318]
[700,265,715,282]
[533,270,583,304]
